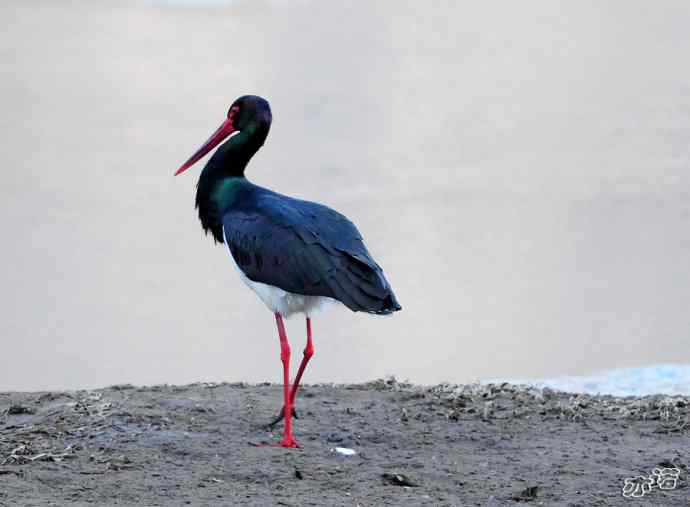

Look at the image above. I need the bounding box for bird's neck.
[195,123,269,243]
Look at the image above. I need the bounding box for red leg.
[289,317,315,405]
[274,313,299,448]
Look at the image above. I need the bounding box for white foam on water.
[486,364,690,396]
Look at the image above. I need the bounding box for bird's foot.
[279,437,300,448]
[265,405,299,429]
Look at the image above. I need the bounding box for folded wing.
[222,192,401,315]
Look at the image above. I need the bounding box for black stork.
[175,95,401,448]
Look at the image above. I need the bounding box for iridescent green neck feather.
[195,118,270,243]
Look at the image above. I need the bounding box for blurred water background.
[2,0,689,392]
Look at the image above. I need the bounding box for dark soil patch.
[0,379,688,506]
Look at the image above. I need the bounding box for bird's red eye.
[227,105,240,121]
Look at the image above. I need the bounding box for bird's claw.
[279,438,300,448]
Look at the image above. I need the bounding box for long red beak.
[174,118,237,175]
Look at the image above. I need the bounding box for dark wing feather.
[222,190,401,314]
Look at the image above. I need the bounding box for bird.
[174,95,401,448]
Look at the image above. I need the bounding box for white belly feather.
[224,226,337,318]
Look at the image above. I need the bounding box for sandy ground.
[0,380,688,506]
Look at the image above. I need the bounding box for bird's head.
[175,95,272,176]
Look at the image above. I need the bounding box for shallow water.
[1,1,689,390]
[494,364,690,397]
